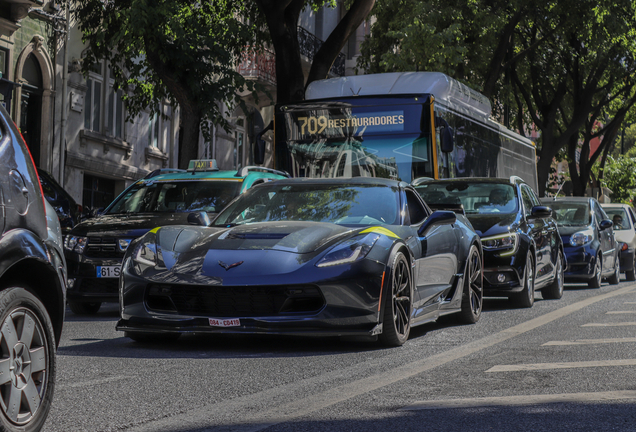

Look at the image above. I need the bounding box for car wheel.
[627,255,636,282]
[511,253,535,308]
[125,331,181,343]
[457,245,483,324]
[68,301,101,315]
[379,251,412,347]
[608,255,620,285]
[588,255,602,288]
[0,287,56,432]
[542,250,564,300]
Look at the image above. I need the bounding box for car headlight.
[131,235,166,271]
[316,233,380,268]
[64,235,88,254]
[481,232,518,257]
[570,230,594,246]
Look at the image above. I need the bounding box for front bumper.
[481,249,526,296]
[563,244,596,281]
[65,251,124,303]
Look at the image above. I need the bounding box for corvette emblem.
[218,260,244,271]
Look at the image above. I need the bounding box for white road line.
[542,337,636,346]
[400,390,636,411]
[125,284,636,432]
[606,311,636,314]
[486,359,636,372]
[582,322,636,327]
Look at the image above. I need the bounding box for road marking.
[542,337,636,346]
[486,359,636,372]
[606,311,636,314]
[400,390,636,410]
[125,284,636,432]
[582,322,636,327]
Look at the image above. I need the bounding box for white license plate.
[96,266,121,278]
[209,318,240,327]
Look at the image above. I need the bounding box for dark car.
[64,160,289,315]
[541,197,620,287]
[413,176,564,307]
[0,106,66,430]
[38,168,81,233]
[116,177,484,347]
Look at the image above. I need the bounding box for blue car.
[541,197,620,287]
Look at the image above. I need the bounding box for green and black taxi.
[64,160,289,315]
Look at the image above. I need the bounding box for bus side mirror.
[435,117,454,153]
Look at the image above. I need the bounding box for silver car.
[601,203,636,281]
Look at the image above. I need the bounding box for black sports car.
[117,178,484,347]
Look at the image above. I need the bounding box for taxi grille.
[85,236,125,259]
[145,284,324,317]
[78,278,119,294]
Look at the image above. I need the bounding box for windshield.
[603,208,631,230]
[213,183,400,227]
[105,180,242,214]
[549,202,591,227]
[414,182,518,215]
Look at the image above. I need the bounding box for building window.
[84,61,126,138]
[84,61,103,132]
[107,65,124,139]
[83,174,115,210]
[148,110,160,148]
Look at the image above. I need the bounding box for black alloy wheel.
[379,251,413,347]
[608,254,621,285]
[0,287,56,432]
[589,255,602,288]
[458,245,483,324]
[542,251,564,300]
[68,301,101,315]
[511,253,535,308]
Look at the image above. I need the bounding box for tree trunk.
[178,106,202,169]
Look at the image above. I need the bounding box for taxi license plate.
[96,266,121,278]
[209,318,240,327]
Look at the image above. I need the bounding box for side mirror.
[418,210,456,236]
[435,117,454,153]
[530,205,552,218]
[599,219,613,230]
[187,211,211,226]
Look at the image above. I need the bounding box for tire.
[608,255,620,285]
[0,287,56,432]
[379,251,413,347]
[511,253,535,308]
[68,301,101,315]
[457,245,483,324]
[542,251,564,300]
[125,331,181,343]
[627,255,636,282]
[588,255,602,288]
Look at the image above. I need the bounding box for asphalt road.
[44,279,636,432]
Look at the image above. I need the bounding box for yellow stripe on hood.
[359,226,399,239]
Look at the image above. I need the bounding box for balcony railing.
[297,26,345,77]
[238,48,277,86]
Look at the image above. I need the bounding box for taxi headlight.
[481,232,518,257]
[570,230,593,246]
[64,235,88,254]
[316,233,380,268]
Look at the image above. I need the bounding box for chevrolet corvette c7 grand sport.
[117,178,483,347]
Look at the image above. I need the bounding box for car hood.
[69,213,200,238]
[555,225,591,236]
[466,213,518,237]
[159,221,354,255]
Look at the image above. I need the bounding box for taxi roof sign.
[187,159,219,172]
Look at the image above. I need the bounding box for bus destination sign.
[285,110,405,140]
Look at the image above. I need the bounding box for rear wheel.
[511,253,535,308]
[68,301,101,315]
[379,251,412,347]
[457,245,483,324]
[542,251,564,300]
[626,255,636,281]
[588,255,602,288]
[0,287,56,432]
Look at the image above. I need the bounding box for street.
[44,279,636,432]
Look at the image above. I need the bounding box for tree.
[253,0,375,104]
[74,0,259,169]
[597,155,636,204]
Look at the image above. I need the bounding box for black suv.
[413,176,564,307]
[0,105,66,430]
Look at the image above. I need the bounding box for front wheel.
[511,253,535,308]
[626,255,636,281]
[457,245,483,324]
[608,254,620,285]
[542,251,564,300]
[0,287,56,432]
[379,251,412,347]
[588,255,602,288]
